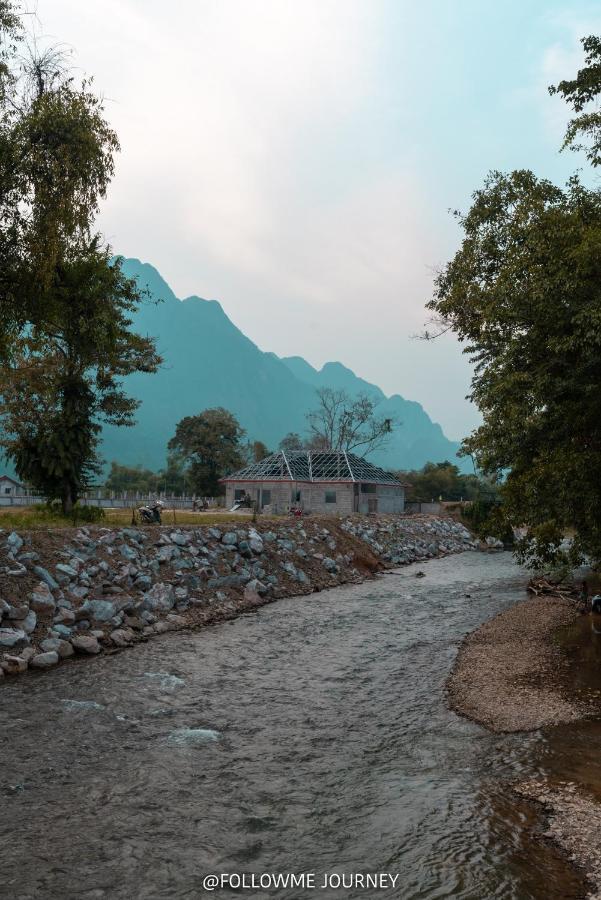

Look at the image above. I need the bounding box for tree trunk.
[62,483,74,517]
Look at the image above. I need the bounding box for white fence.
[0,492,220,510]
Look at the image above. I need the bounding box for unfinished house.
[222,450,405,515]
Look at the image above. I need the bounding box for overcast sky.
[35,0,600,440]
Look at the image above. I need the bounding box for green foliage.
[462,495,513,545]
[549,35,601,166]
[428,167,601,567]
[247,440,270,463]
[400,460,488,502]
[38,500,105,524]
[105,462,159,494]
[168,408,246,496]
[0,28,161,513]
[105,453,188,495]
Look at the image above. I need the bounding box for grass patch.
[0,505,264,530]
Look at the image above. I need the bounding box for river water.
[0,551,588,899]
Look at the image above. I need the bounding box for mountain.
[97,258,469,473]
[278,358,467,471]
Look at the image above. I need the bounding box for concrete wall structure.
[224,480,405,515]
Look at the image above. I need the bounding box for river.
[0,551,588,899]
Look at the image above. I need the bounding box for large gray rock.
[71,634,101,654]
[110,628,135,647]
[52,623,73,639]
[0,628,28,649]
[119,544,139,561]
[7,604,29,621]
[30,651,59,669]
[221,532,238,546]
[141,582,175,613]
[32,566,59,590]
[134,574,152,591]
[54,607,76,625]
[30,583,56,613]
[79,598,117,623]
[6,531,23,553]
[156,545,175,563]
[21,610,37,634]
[56,563,79,580]
[40,638,74,658]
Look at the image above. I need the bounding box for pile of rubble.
[0,514,478,679]
[341,515,477,563]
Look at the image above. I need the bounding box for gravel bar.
[447,593,592,733]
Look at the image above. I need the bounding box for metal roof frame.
[222,451,402,486]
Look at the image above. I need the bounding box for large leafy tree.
[428,170,601,568]
[168,408,246,496]
[1,247,160,511]
[0,6,160,512]
[427,34,601,569]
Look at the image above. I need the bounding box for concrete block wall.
[226,481,403,515]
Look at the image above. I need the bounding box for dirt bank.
[0,513,476,679]
[447,593,593,733]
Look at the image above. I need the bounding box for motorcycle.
[138,500,164,524]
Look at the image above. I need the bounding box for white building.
[0,474,24,497]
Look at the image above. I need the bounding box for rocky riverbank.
[0,514,476,679]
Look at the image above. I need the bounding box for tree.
[427,169,601,568]
[104,454,187,496]
[0,247,160,513]
[168,408,246,496]
[245,440,270,463]
[105,462,159,494]
[0,21,160,512]
[400,461,486,503]
[306,387,395,456]
[279,432,304,453]
[549,35,601,167]
[158,453,188,495]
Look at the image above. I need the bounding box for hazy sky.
[35,0,600,440]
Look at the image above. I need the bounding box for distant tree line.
[398,461,497,504]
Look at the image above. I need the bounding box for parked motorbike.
[138,500,164,524]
